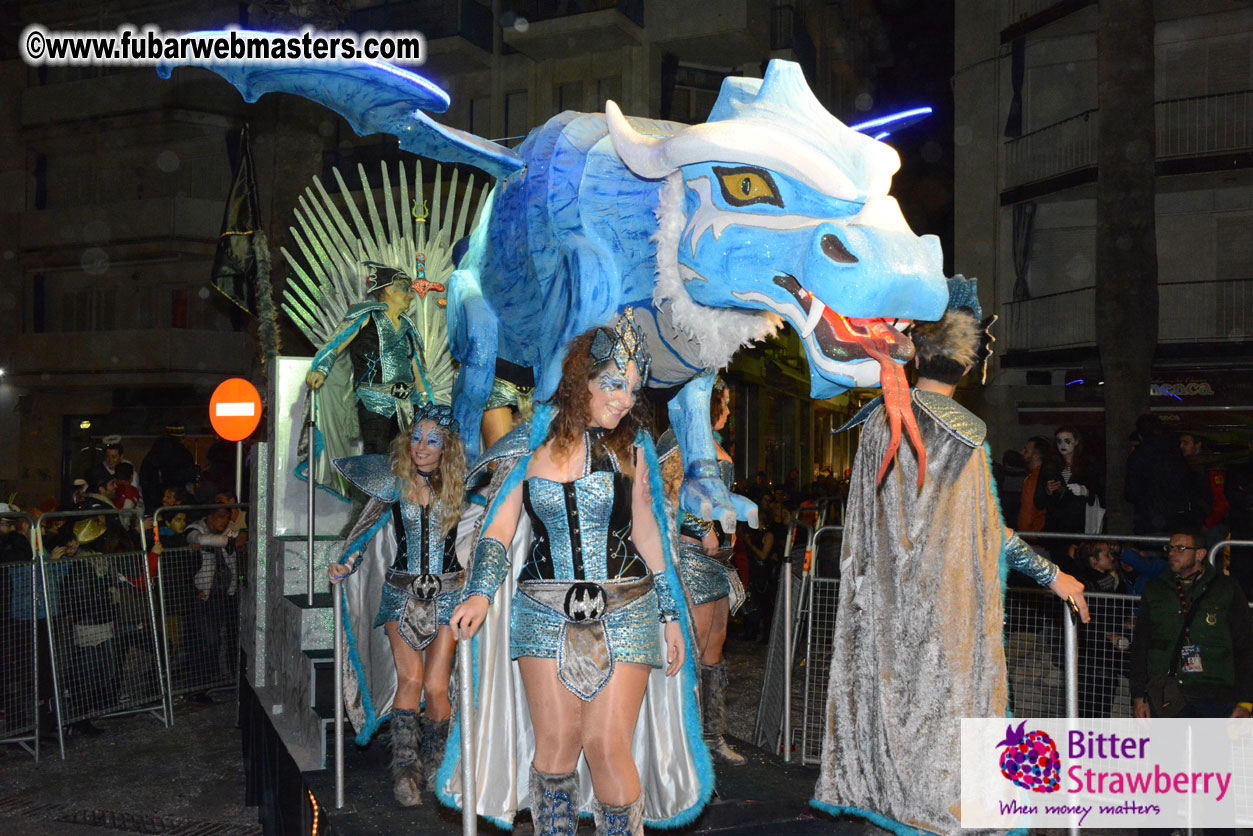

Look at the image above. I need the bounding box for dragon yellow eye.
[712,165,783,208]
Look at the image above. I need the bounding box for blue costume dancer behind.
[329,402,467,806]
[659,373,747,766]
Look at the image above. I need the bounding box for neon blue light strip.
[850,106,933,133]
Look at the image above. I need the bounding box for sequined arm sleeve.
[311,341,341,377]
[653,569,680,622]
[463,536,510,601]
[1004,531,1058,587]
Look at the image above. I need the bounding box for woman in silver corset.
[451,311,703,836]
[328,402,467,807]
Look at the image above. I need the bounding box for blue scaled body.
[158,49,948,525]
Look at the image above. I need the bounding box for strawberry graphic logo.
[995,721,1060,793]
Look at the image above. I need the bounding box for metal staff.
[457,629,477,836]
[307,390,317,606]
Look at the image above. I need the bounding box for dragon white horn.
[605,100,675,179]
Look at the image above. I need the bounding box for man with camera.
[1129,526,1253,719]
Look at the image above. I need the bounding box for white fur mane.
[651,173,781,369]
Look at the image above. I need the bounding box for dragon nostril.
[821,234,858,264]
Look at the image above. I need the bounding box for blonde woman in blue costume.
[447,310,712,836]
[327,402,466,807]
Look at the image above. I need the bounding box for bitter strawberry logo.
[995,721,1061,793]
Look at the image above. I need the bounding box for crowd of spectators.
[0,429,247,739]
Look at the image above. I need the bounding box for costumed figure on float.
[447,311,709,835]
[282,161,473,496]
[810,276,1091,836]
[658,372,747,766]
[327,401,468,807]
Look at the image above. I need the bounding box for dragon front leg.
[447,267,499,462]
[668,371,758,530]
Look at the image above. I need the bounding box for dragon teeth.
[800,296,826,338]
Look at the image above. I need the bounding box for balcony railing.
[1003,109,1097,189]
[510,0,644,28]
[1001,279,1253,352]
[1157,90,1253,160]
[1003,91,1253,189]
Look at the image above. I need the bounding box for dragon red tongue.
[849,320,926,488]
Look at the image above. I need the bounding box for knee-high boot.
[529,765,580,836]
[593,792,644,836]
[701,660,746,765]
[419,714,450,791]
[389,708,424,806]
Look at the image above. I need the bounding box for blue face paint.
[597,373,630,394]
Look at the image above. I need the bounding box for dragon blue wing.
[156,32,524,180]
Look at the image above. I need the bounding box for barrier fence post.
[32,516,66,760]
[780,523,794,763]
[458,631,477,836]
[1062,598,1079,719]
[307,390,317,607]
[333,580,345,809]
[1208,538,1253,568]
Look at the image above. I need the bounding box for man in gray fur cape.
[811,289,1089,836]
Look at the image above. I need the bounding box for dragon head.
[606,60,947,399]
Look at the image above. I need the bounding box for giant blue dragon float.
[161,40,948,526]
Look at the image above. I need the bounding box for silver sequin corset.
[521,471,648,581]
[392,496,460,575]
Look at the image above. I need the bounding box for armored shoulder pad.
[332,454,400,501]
[343,301,386,320]
[655,429,679,462]
[467,422,532,485]
[832,396,884,435]
[914,389,986,447]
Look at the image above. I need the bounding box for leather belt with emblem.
[385,568,464,651]
[363,381,413,400]
[519,575,655,700]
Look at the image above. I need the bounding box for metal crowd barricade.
[772,524,1194,767]
[753,510,844,765]
[1,510,40,761]
[152,504,248,709]
[33,506,169,759]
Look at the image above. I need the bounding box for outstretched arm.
[669,372,758,529]
[307,316,366,388]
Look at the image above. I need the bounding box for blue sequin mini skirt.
[510,580,662,668]
[678,543,734,606]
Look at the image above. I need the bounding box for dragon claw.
[680,478,758,529]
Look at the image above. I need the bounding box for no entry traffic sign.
[210,378,262,441]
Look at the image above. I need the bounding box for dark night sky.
[870,0,956,275]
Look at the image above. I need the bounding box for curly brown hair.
[388,423,467,538]
[545,327,652,472]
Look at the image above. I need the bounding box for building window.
[555,80,584,113]
[594,76,621,111]
[670,65,725,124]
[505,90,529,145]
[469,96,491,139]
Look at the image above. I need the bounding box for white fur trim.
[651,173,781,370]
